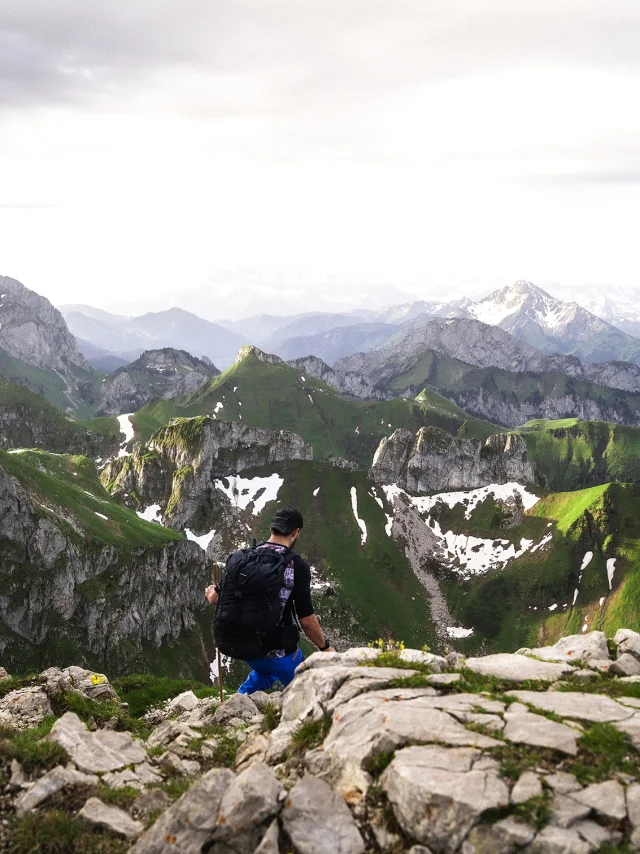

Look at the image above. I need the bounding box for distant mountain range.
[60,305,248,370]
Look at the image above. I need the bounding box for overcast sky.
[1,0,639,313]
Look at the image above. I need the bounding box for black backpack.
[213,545,300,660]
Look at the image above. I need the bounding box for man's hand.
[205,584,218,605]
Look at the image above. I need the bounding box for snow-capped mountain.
[467,280,640,365]
[375,299,469,325]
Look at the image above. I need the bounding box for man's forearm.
[299,614,328,649]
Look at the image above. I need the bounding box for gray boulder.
[614,629,640,661]
[281,774,365,854]
[526,825,591,853]
[78,797,144,839]
[506,691,634,723]
[15,766,99,814]
[503,708,579,755]
[465,654,574,683]
[610,653,640,677]
[520,632,609,664]
[212,692,259,727]
[48,712,147,773]
[381,745,509,853]
[0,686,52,730]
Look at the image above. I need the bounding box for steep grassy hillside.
[0,449,183,549]
[0,348,102,418]
[443,482,640,655]
[0,372,120,456]
[518,419,640,490]
[132,352,498,463]
[199,459,438,651]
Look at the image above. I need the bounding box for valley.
[3,275,640,684]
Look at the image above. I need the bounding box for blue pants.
[237,648,304,694]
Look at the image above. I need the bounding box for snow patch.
[136,504,162,523]
[548,604,558,611]
[210,654,232,682]
[599,597,606,606]
[446,627,474,639]
[117,414,134,458]
[382,483,548,578]
[384,514,394,537]
[186,529,216,550]
[308,394,314,405]
[95,512,108,521]
[213,401,223,414]
[607,558,616,590]
[350,487,367,545]
[215,474,283,515]
[313,487,320,497]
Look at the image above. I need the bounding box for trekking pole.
[212,562,224,704]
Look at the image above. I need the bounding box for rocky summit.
[3,630,640,852]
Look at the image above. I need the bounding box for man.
[205,506,335,694]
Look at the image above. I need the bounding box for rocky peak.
[235,345,283,366]
[371,425,538,492]
[0,275,89,372]
[96,347,219,416]
[288,355,387,400]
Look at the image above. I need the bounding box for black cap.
[270,506,304,535]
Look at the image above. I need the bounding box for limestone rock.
[503,709,579,755]
[572,779,627,820]
[48,712,147,773]
[15,766,99,814]
[102,768,143,790]
[511,771,543,804]
[147,720,200,749]
[549,794,590,828]
[61,666,118,701]
[212,692,259,727]
[627,781,640,826]
[78,797,144,839]
[543,773,582,795]
[526,825,591,853]
[611,653,640,677]
[131,768,235,853]
[521,632,609,664]
[305,691,500,798]
[371,426,537,492]
[615,629,640,661]
[281,774,365,854]
[0,666,9,681]
[506,691,634,723]
[254,819,281,854]
[381,745,509,853]
[573,820,617,848]
[167,690,199,713]
[463,817,536,853]
[214,763,282,851]
[133,788,172,817]
[465,654,574,683]
[0,686,52,730]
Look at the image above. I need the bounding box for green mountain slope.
[0,449,184,549]
[518,419,640,490]
[0,372,120,457]
[132,351,498,464]
[443,482,640,655]
[0,347,102,418]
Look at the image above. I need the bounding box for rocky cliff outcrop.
[0,275,89,373]
[0,459,209,675]
[96,348,219,416]
[288,355,388,400]
[371,426,538,492]
[102,417,313,531]
[3,631,640,852]
[337,316,640,396]
[445,387,640,429]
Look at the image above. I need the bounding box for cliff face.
[445,388,640,429]
[96,348,219,416]
[103,417,313,531]
[0,276,89,372]
[288,355,387,400]
[371,426,537,492]
[0,461,209,676]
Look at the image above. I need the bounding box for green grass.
[0,371,119,456]
[0,348,103,419]
[131,353,498,464]
[260,702,281,733]
[52,691,150,739]
[0,448,184,549]
[0,716,68,773]
[570,723,640,784]
[111,674,217,718]
[289,715,332,755]
[7,811,129,854]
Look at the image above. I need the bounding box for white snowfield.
[383,483,549,578]
[350,487,368,545]
[136,504,162,523]
[185,528,216,550]
[214,473,283,516]
[116,414,134,458]
[446,626,474,639]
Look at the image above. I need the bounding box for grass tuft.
[289,715,332,755]
[0,717,68,774]
[7,810,128,854]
